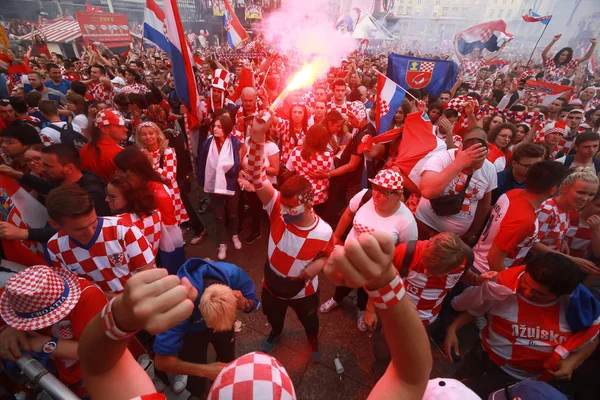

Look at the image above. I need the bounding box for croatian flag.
[456,20,513,56]
[143,0,170,53]
[393,112,446,187]
[376,72,406,134]
[164,0,200,124]
[521,80,574,106]
[223,0,248,49]
[522,9,552,25]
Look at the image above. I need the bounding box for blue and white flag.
[522,9,552,25]
[143,0,170,53]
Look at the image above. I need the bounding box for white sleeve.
[421,151,451,174]
[497,93,512,111]
[485,163,498,192]
[398,211,419,242]
[555,156,566,164]
[349,188,368,213]
[265,141,280,157]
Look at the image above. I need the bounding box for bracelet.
[100,297,139,341]
[364,273,405,310]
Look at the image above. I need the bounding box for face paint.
[281,203,305,224]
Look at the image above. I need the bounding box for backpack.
[399,240,474,280]
[48,123,88,151]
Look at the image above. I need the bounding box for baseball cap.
[489,381,567,400]
[423,378,481,400]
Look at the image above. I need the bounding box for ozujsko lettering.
[511,324,567,344]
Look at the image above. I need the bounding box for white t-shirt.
[40,121,83,145]
[346,189,418,245]
[243,141,280,184]
[416,149,498,235]
[71,114,89,132]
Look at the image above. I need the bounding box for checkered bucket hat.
[208,352,296,399]
[0,266,81,331]
[369,169,404,190]
[348,101,367,121]
[212,69,231,91]
[95,109,126,127]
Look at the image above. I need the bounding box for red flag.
[85,3,103,12]
[229,67,254,103]
[392,111,446,186]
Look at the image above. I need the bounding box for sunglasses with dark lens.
[373,186,399,197]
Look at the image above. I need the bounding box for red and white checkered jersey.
[263,191,334,299]
[458,59,486,88]
[565,209,592,259]
[486,143,506,173]
[285,147,334,205]
[536,197,569,251]
[543,58,579,85]
[475,266,600,380]
[88,81,114,105]
[393,241,466,325]
[120,83,150,95]
[150,147,189,224]
[275,119,305,164]
[118,212,162,256]
[434,125,463,148]
[326,101,352,118]
[47,217,155,294]
[473,189,540,273]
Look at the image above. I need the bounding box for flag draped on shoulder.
[376,71,406,134]
[522,9,552,25]
[223,0,249,49]
[392,112,446,187]
[144,0,170,53]
[456,20,513,56]
[386,54,458,100]
[164,0,200,126]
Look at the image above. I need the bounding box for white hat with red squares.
[348,101,367,121]
[95,109,126,127]
[208,351,296,399]
[542,120,568,136]
[369,169,404,191]
[212,69,231,91]
[0,266,81,331]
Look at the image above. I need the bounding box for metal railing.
[16,355,80,400]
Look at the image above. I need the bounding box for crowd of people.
[0,21,599,400]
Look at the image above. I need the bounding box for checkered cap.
[212,69,231,91]
[95,109,126,127]
[208,352,296,399]
[348,101,367,121]
[369,169,404,190]
[446,95,479,116]
[0,266,81,331]
[543,120,568,136]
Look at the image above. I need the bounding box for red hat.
[0,266,81,331]
[369,169,404,190]
[95,109,126,127]
[542,120,568,136]
[208,352,295,399]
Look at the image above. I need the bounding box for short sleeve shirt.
[543,58,579,84]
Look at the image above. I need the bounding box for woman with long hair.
[286,124,334,216]
[198,113,244,260]
[542,34,597,84]
[388,103,410,130]
[107,171,162,256]
[487,122,516,172]
[273,102,309,164]
[114,147,185,274]
[510,123,531,150]
[66,93,89,133]
[482,113,505,134]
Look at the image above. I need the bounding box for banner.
[213,1,226,16]
[520,80,574,106]
[76,11,131,44]
[245,5,262,19]
[386,54,458,98]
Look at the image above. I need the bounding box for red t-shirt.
[80,139,123,183]
[148,181,176,226]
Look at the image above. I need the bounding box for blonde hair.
[199,284,237,332]
[135,121,169,153]
[562,167,599,189]
[421,233,469,275]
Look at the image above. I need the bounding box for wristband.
[364,273,405,310]
[43,336,59,354]
[101,297,139,341]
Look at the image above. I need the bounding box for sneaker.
[244,232,262,245]
[232,235,242,250]
[190,229,207,245]
[319,298,339,313]
[218,244,227,260]
[311,350,321,363]
[357,310,367,332]
[262,333,280,353]
[170,374,188,394]
[152,376,166,392]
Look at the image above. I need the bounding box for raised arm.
[248,113,277,206]
[454,35,465,62]
[576,37,598,64]
[485,41,508,63]
[542,34,562,63]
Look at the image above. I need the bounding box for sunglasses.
[373,186,400,197]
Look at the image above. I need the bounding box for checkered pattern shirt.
[7,206,46,260]
[118,212,162,256]
[275,119,305,164]
[264,192,334,299]
[565,210,592,259]
[120,83,150,95]
[459,59,486,88]
[150,147,189,224]
[536,197,569,251]
[543,58,579,84]
[302,91,316,109]
[286,147,334,205]
[88,82,114,105]
[47,217,155,294]
[40,133,55,146]
[326,101,352,119]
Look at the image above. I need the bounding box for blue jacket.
[197,135,241,193]
[153,258,259,356]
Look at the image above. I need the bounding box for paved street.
[162,200,479,399]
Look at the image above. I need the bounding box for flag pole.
[526,21,550,68]
[375,70,420,102]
